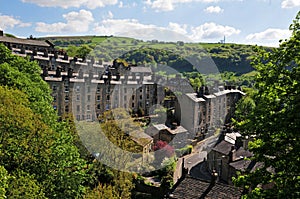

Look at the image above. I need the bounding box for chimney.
[197,86,205,98]
[229,145,236,162]
[0,30,3,36]
[204,86,210,95]
[56,67,62,77]
[68,68,74,78]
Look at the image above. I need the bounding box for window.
[64,85,69,92]
[87,86,91,93]
[107,95,110,101]
[52,85,57,92]
[76,94,80,101]
[64,80,69,92]
[65,95,69,102]
[124,96,127,101]
[87,105,91,111]
[124,88,127,93]
[97,104,101,110]
[140,95,143,100]
[97,95,101,101]
[76,115,80,121]
[76,85,80,92]
[132,103,135,108]
[87,114,91,120]
[132,95,135,100]
[53,96,57,102]
[77,105,80,112]
[96,85,101,93]
[87,95,91,102]
[65,105,69,112]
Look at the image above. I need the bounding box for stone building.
[0,33,164,121]
[178,85,245,139]
[0,33,245,146]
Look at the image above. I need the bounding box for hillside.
[39,35,271,75]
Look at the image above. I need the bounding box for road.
[184,134,220,178]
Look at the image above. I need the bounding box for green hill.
[39,35,271,75]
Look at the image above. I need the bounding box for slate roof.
[230,160,263,173]
[212,140,234,155]
[170,177,242,199]
[0,36,53,47]
[232,147,253,162]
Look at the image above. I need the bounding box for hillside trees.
[234,11,300,198]
[0,44,87,198]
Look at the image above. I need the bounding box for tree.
[77,45,92,59]
[234,11,300,198]
[0,44,87,198]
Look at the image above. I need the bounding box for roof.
[230,160,263,173]
[0,36,53,47]
[170,177,242,199]
[130,66,152,73]
[212,140,234,155]
[224,132,242,145]
[186,93,206,103]
[167,126,188,135]
[130,130,153,146]
[232,147,253,162]
[145,124,168,137]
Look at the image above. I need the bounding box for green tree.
[0,44,87,198]
[77,44,92,59]
[0,166,9,199]
[234,12,300,198]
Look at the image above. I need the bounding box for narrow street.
[183,134,220,179]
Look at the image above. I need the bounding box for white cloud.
[168,22,188,35]
[246,28,291,46]
[35,9,94,33]
[93,18,193,42]
[281,0,300,8]
[21,0,118,9]
[190,22,240,41]
[145,0,220,12]
[94,19,157,36]
[204,6,224,13]
[93,18,239,43]
[0,14,31,30]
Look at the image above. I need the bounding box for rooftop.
[0,36,53,47]
[170,177,242,199]
[186,93,206,103]
[212,140,234,155]
[167,126,188,135]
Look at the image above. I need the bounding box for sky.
[0,0,299,46]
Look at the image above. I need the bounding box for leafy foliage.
[234,11,300,198]
[0,44,87,198]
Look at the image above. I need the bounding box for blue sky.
[0,0,299,46]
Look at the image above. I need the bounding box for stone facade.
[178,85,245,138]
